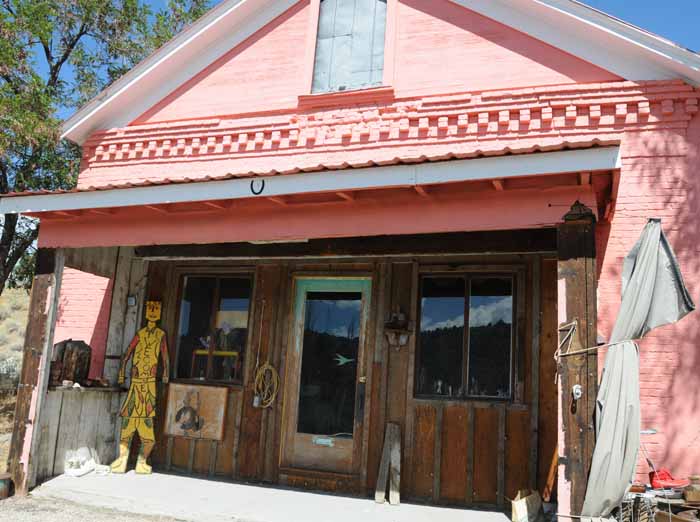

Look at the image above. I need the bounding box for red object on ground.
[650,469,690,489]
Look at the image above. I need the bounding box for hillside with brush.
[0,289,28,472]
[0,289,29,390]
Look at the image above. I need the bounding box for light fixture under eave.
[384,306,414,350]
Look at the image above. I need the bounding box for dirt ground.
[0,392,14,474]
[0,495,181,522]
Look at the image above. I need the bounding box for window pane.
[312,0,387,93]
[297,291,362,436]
[212,278,251,383]
[416,277,465,397]
[369,0,387,85]
[467,278,513,398]
[176,277,216,380]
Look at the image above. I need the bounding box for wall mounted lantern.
[384,306,413,350]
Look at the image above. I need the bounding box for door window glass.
[297,291,362,436]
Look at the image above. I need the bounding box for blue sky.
[581,0,700,52]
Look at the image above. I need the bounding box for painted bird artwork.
[334,353,355,367]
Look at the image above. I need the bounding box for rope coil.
[252,299,279,408]
[254,362,279,409]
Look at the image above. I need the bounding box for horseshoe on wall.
[250,179,265,195]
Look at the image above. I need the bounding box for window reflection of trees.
[417,276,514,400]
[298,293,362,437]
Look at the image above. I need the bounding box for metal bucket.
[0,472,12,500]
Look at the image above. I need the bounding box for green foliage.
[0,0,211,292]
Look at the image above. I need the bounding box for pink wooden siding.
[53,268,113,381]
[392,0,618,98]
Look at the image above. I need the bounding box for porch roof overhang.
[0,146,620,215]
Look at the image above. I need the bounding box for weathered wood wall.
[398,258,541,508]
[28,235,560,507]
[27,247,148,485]
[34,389,121,481]
[143,251,558,507]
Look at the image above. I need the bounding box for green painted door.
[282,277,372,474]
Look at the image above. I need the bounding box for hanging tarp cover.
[581,219,695,521]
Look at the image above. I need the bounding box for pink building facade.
[6,1,700,518]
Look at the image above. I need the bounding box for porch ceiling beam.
[202,200,233,210]
[54,210,82,217]
[414,185,431,198]
[135,229,559,259]
[0,146,621,215]
[144,204,170,214]
[89,208,117,216]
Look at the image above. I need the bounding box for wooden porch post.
[8,248,64,494]
[556,201,598,517]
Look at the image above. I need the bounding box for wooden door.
[281,277,372,475]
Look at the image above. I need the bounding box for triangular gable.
[62,0,700,145]
[136,0,619,124]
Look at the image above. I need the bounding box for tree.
[0,0,211,294]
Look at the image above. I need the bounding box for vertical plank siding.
[472,406,499,503]
[412,404,437,499]
[538,259,559,499]
[439,404,469,502]
[505,408,531,500]
[34,389,119,481]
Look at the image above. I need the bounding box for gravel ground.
[0,495,183,522]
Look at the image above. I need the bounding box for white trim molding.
[0,147,621,215]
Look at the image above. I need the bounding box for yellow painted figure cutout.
[111,301,169,474]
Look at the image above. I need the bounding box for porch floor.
[32,472,509,522]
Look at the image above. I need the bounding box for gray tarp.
[581,219,695,520]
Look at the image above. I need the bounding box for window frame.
[414,267,525,403]
[302,0,397,96]
[172,271,255,387]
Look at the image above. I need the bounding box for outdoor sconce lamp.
[384,307,413,350]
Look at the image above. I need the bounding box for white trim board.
[60,0,700,146]
[0,147,621,215]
